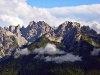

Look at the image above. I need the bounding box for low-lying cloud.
[45,53,82,63]
[14,48,30,58]
[14,43,82,63]
[91,48,100,56]
[33,43,82,63]
[33,43,65,55]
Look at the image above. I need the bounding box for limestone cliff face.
[21,21,54,42]
[8,25,27,47]
[0,28,15,58]
[0,21,54,58]
[16,33,27,47]
[46,21,81,43]
[0,20,100,58]
[62,21,81,45]
[81,26,98,36]
[47,21,99,44]
[45,21,100,53]
[0,25,28,58]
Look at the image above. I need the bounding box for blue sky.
[27,0,100,8]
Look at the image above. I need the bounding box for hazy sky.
[0,0,100,33]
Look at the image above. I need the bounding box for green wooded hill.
[0,33,100,75]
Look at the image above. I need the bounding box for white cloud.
[45,53,82,63]
[14,48,30,58]
[33,43,81,63]
[0,0,100,33]
[47,4,100,22]
[0,15,24,25]
[47,4,100,33]
[13,43,82,63]
[91,21,100,33]
[33,43,65,55]
[91,48,100,56]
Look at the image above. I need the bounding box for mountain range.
[0,21,100,75]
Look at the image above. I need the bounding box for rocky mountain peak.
[0,24,28,58]
[9,24,21,35]
[81,25,97,36]
[21,21,53,42]
[62,21,69,25]
[15,24,21,34]
[72,22,80,27]
[16,24,20,29]
[29,21,36,26]
[0,20,100,59]
[4,27,9,31]
[37,21,45,24]
[46,21,81,43]
[60,22,81,45]
[37,21,50,28]
[61,21,80,28]
[9,25,15,33]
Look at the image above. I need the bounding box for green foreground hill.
[0,34,100,75]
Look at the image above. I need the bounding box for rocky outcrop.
[16,33,27,47]
[21,21,54,42]
[62,21,81,44]
[9,25,15,33]
[45,21,100,53]
[46,21,81,43]
[0,21,54,58]
[0,25,28,58]
[81,26,98,36]
[9,25,27,47]
[0,20,100,58]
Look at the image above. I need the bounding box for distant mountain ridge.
[0,21,100,75]
[0,20,100,58]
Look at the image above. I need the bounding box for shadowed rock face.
[45,21,81,43]
[0,21,54,58]
[45,21,100,55]
[81,26,97,36]
[21,21,54,42]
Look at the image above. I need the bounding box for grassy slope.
[81,31,100,48]
[27,36,65,52]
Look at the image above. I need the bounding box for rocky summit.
[0,20,100,58]
[0,21,100,75]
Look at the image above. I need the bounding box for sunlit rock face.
[21,21,54,42]
[46,21,81,45]
[0,20,100,59]
[0,25,27,58]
